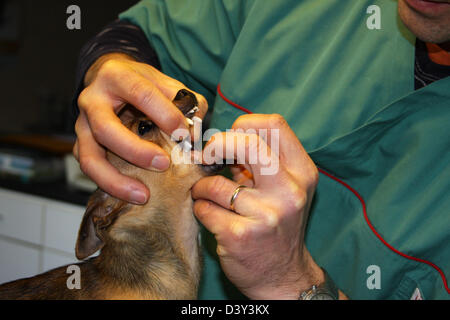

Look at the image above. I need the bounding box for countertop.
[0,177,91,206]
[0,134,91,206]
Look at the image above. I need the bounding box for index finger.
[203,131,284,188]
[129,63,209,122]
[108,72,190,139]
[232,114,316,182]
[75,112,150,204]
[83,101,171,171]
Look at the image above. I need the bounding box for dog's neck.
[93,205,201,300]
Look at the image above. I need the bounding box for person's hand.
[193,114,332,299]
[73,53,208,204]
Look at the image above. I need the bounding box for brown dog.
[0,90,220,300]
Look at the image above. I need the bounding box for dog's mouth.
[177,141,226,174]
[201,162,226,175]
[173,89,227,175]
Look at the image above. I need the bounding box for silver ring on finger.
[230,185,248,213]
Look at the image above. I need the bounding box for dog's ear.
[75,189,130,260]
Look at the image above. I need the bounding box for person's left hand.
[192,114,325,300]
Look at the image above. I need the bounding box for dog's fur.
[0,90,216,300]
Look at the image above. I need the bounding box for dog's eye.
[138,121,153,136]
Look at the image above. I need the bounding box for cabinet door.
[0,191,43,244]
[42,250,79,273]
[0,239,40,285]
[44,203,84,254]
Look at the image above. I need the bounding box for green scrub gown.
[120,0,450,299]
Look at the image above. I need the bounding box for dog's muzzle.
[173,89,226,175]
[201,163,226,174]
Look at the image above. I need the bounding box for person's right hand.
[73,53,208,204]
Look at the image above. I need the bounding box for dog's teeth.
[186,118,194,126]
[186,107,199,115]
[184,142,192,152]
[180,140,192,152]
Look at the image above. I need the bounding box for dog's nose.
[174,89,194,101]
[173,89,198,117]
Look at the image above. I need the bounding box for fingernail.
[151,155,170,171]
[130,190,147,205]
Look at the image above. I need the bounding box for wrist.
[246,247,324,300]
[279,247,325,300]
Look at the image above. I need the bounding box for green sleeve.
[119,0,256,102]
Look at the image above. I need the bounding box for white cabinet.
[42,250,78,273]
[0,192,43,244]
[0,240,40,285]
[44,203,84,253]
[0,188,86,285]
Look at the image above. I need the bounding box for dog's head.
[75,90,221,261]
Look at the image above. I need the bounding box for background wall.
[0,0,139,134]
